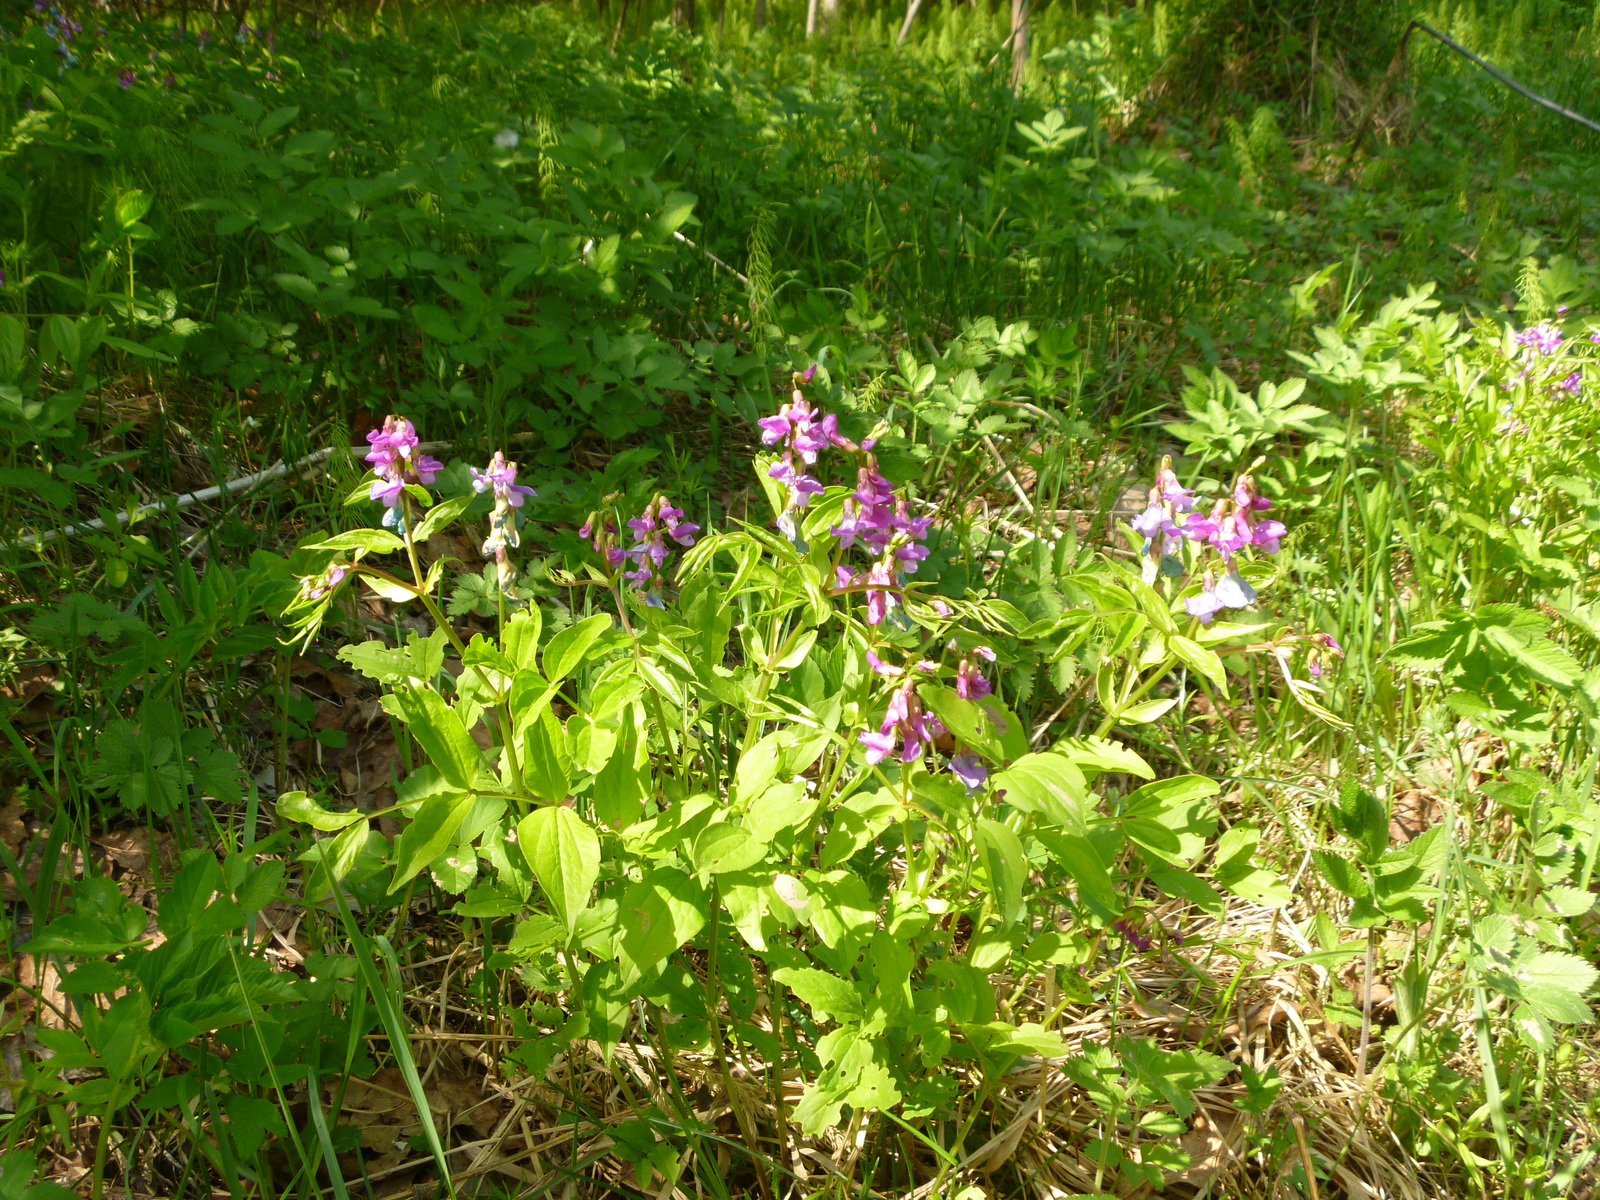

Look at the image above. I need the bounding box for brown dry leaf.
[1163,1106,1245,1191]
[93,827,178,884]
[1389,789,1441,844]
[0,799,26,855]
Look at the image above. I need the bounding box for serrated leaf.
[1518,952,1598,1023]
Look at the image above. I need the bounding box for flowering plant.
[274,399,1321,1160]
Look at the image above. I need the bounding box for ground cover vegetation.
[0,0,1599,1196]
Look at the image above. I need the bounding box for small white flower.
[493,128,520,150]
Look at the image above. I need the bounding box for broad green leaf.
[390,792,474,891]
[976,818,1027,926]
[338,631,449,686]
[690,822,767,876]
[918,684,1004,761]
[744,781,821,845]
[1051,736,1155,779]
[523,708,572,804]
[518,806,600,939]
[1147,867,1225,914]
[412,494,474,543]
[305,528,405,556]
[1117,697,1177,725]
[592,708,648,829]
[991,752,1088,832]
[616,868,708,992]
[1167,635,1228,694]
[1034,830,1119,919]
[502,609,543,671]
[544,613,613,683]
[772,967,863,1024]
[382,686,482,791]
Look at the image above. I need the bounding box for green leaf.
[1518,952,1597,1023]
[976,818,1027,926]
[1147,867,1225,914]
[690,822,768,877]
[991,752,1088,832]
[919,684,1004,761]
[772,967,863,1024]
[412,494,474,543]
[502,608,543,671]
[592,708,648,829]
[1167,635,1227,694]
[413,303,462,344]
[518,806,600,940]
[305,528,405,556]
[390,792,474,891]
[522,708,572,805]
[1034,830,1119,919]
[381,686,482,791]
[276,790,364,831]
[338,629,448,686]
[1312,850,1369,899]
[1051,736,1155,779]
[616,868,708,992]
[544,613,612,683]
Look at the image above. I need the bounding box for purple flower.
[1214,569,1256,610]
[1556,371,1582,395]
[1251,519,1287,555]
[864,560,896,626]
[369,475,406,507]
[1114,920,1153,953]
[118,67,135,88]
[1157,464,1197,514]
[1516,324,1564,356]
[298,562,347,601]
[893,541,930,573]
[470,451,536,507]
[768,457,823,508]
[954,655,991,700]
[949,754,988,792]
[859,681,946,765]
[1185,576,1224,624]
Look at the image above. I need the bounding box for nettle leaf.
[773,967,863,1025]
[1517,952,1598,1024]
[518,806,600,939]
[616,868,708,992]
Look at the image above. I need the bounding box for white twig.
[672,229,750,286]
[11,440,450,550]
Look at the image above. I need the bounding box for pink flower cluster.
[1132,458,1286,625]
[620,495,699,608]
[366,416,443,529]
[757,370,934,626]
[859,675,946,766]
[760,367,848,517]
[1515,324,1564,356]
[472,451,536,588]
